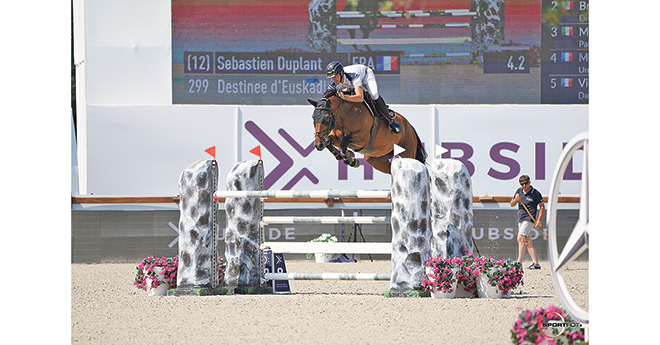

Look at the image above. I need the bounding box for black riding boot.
[374,97,401,134]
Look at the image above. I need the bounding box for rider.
[325,61,401,134]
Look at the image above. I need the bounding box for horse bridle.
[313,97,342,144]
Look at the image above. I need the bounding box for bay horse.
[307,87,426,175]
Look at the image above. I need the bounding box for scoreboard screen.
[172,0,588,105]
[541,0,589,103]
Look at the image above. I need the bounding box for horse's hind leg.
[366,154,393,175]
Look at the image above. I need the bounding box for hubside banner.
[238,104,587,197]
[81,104,586,197]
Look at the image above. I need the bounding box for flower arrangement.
[497,259,524,295]
[454,254,481,296]
[134,256,178,291]
[511,305,585,344]
[306,233,338,259]
[421,256,462,294]
[435,251,524,297]
[475,256,525,295]
[134,256,227,291]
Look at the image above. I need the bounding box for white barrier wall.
[81,104,587,197]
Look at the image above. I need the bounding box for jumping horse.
[307,87,426,175]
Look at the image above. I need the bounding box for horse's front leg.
[342,150,360,168]
[326,143,344,161]
[324,135,345,161]
[339,137,360,168]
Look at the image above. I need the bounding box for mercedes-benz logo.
[547,132,589,325]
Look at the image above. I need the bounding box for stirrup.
[389,121,401,134]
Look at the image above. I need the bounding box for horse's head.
[307,97,335,151]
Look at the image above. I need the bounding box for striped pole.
[263,242,391,254]
[337,9,477,18]
[404,52,471,58]
[261,216,391,225]
[264,273,391,281]
[216,190,390,199]
[337,23,470,30]
[337,37,471,45]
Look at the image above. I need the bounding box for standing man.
[510,175,544,270]
[325,61,401,134]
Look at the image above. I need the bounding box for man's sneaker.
[528,263,541,270]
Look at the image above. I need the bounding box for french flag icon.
[377,56,398,71]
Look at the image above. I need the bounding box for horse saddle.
[337,85,385,155]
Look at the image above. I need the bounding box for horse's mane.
[323,84,355,99]
[322,88,336,99]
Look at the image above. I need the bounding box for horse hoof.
[351,160,360,168]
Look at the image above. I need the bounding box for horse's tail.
[411,125,427,164]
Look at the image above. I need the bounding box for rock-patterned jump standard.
[430,159,474,258]
[223,160,264,290]
[388,158,432,296]
[176,160,219,291]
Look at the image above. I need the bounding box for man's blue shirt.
[515,186,543,223]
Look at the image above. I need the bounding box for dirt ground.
[70,259,588,344]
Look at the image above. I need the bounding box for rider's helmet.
[325,61,344,78]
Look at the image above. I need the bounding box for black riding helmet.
[326,61,343,78]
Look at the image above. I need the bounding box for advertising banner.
[435,105,587,196]
[81,104,586,197]
[239,104,587,196]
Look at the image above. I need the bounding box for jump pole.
[261,216,390,225]
[264,273,391,281]
[218,158,432,296]
[215,190,390,199]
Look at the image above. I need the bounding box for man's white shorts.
[518,221,535,237]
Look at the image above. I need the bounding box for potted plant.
[134,256,178,296]
[511,305,586,344]
[134,256,227,295]
[476,257,525,298]
[421,256,460,298]
[306,233,339,262]
[454,254,480,298]
[498,259,524,295]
